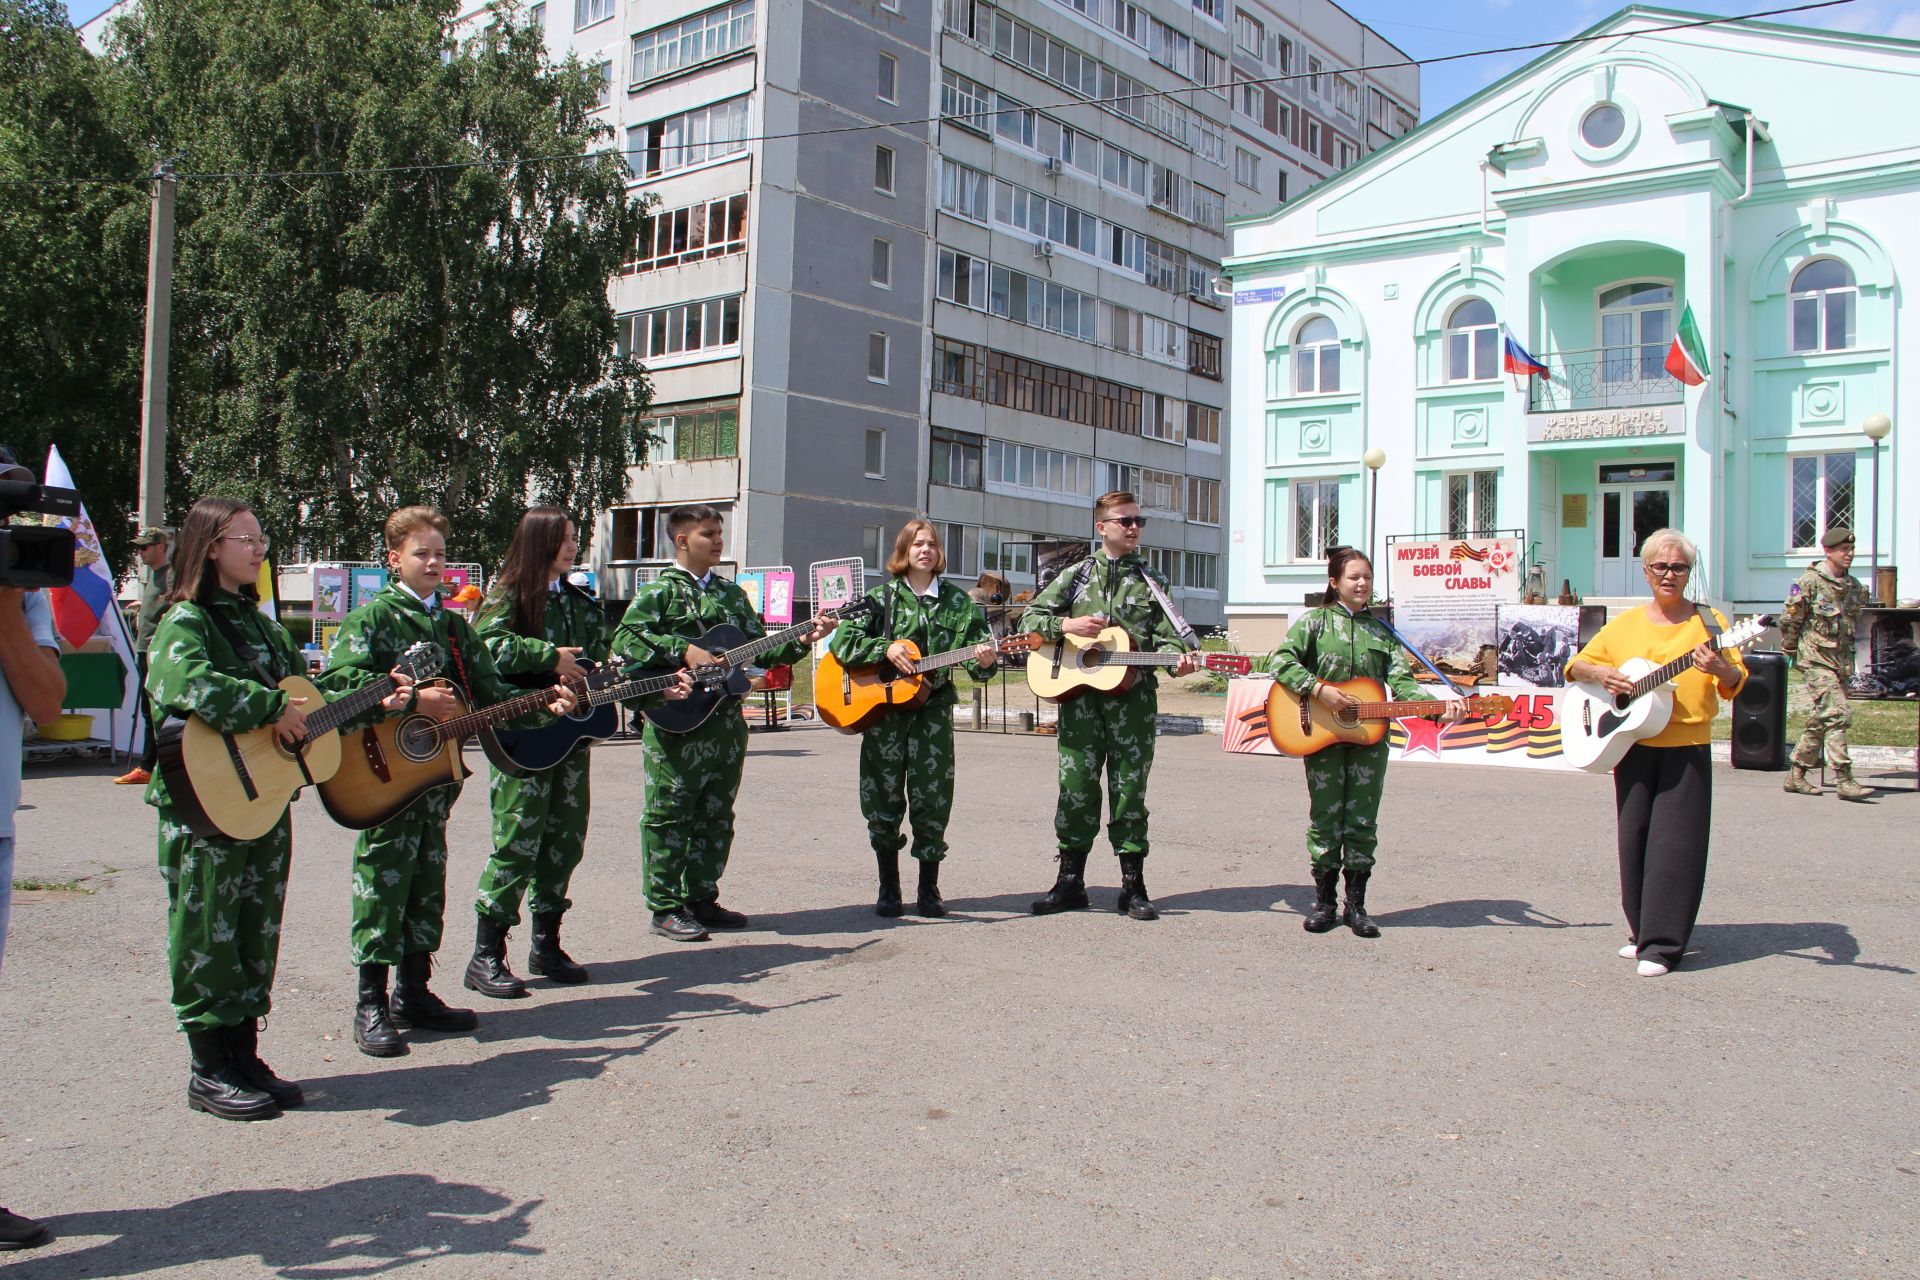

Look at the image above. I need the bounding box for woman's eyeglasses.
[1645,561,1691,578]
[221,534,271,553]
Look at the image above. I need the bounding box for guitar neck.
[304,673,398,738]
[722,618,817,668]
[1628,629,1757,700]
[1101,651,1189,666]
[434,686,563,741]
[1351,699,1456,721]
[585,670,683,707]
[912,645,986,674]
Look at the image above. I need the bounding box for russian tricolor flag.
[1502,330,1549,379]
[43,445,118,649]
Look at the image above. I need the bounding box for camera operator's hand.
[0,587,66,725]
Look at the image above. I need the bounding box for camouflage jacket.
[474,582,613,679]
[830,576,995,708]
[133,557,171,654]
[1264,605,1424,702]
[613,565,810,673]
[1779,562,1868,675]
[326,580,529,719]
[1019,551,1186,689]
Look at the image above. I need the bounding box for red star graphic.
[1397,716,1450,760]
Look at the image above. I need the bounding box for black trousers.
[135,652,158,772]
[1612,743,1712,969]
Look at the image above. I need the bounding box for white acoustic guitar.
[1557,615,1770,773]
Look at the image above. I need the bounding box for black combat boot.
[465,916,529,999]
[354,963,406,1058]
[1342,868,1381,939]
[688,900,749,929]
[1030,850,1091,915]
[1115,853,1158,921]
[915,859,947,917]
[528,911,589,984]
[874,850,904,918]
[391,953,478,1033]
[186,1028,279,1121]
[229,1019,304,1109]
[1302,866,1341,933]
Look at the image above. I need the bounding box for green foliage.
[0,0,146,574]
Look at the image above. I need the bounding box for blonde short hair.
[1638,528,1698,567]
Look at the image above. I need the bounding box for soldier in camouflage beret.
[1778,528,1873,800]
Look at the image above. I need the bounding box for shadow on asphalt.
[1153,883,1300,915]
[28,1174,542,1278]
[1370,898,1608,930]
[1687,921,1915,974]
[299,941,855,1125]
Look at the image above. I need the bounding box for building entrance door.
[1595,460,1677,595]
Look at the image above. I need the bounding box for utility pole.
[137,159,177,528]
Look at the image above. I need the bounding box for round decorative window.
[1581,103,1626,148]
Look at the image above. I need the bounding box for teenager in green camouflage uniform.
[146,498,414,1120]
[829,520,998,918]
[612,505,834,942]
[1022,493,1199,922]
[1779,527,1873,800]
[1265,547,1463,937]
[327,507,575,1057]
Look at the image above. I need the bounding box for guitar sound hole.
[397,717,441,763]
[1335,709,1359,729]
[1083,647,1107,669]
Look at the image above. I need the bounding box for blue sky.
[61,0,1920,117]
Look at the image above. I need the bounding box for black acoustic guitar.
[479,660,686,777]
[640,598,878,734]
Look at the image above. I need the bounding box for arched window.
[1293,315,1340,394]
[1446,298,1498,382]
[1790,258,1856,352]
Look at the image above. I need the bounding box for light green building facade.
[1225,7,1914,647]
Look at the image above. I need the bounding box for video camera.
[0,452,79,588]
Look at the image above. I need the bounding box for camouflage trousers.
[859,701,956,863]
[350,784,459,966]
[476,751,591,926]
[1791,667,1855,772]
[158,806,291,1032]
[1303,741,1389,872]
[1055,682,1158,858]
[641,708,747,912]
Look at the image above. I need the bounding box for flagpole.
[138,160,177,528]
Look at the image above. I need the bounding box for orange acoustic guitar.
[815,633,1041,733]
[1265,676,1513,757]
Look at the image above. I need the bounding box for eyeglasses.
[221,534,271,553]
[1645,562,1691,578]
[1104,516,1148,529]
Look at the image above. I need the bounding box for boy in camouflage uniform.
[829,520,998,917]
[612,505,835,942]
[327,507,575,1056]
[1265,547,1462,937]
[1779,527,1873,800]
[1022,492,1199,922]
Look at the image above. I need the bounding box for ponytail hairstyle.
[493,507,575,638]
[165,497,257,609]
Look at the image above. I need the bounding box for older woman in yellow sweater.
[1566,529,1747,977]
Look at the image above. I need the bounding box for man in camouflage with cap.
[114,526,173,786]
[1778,527,1873,800]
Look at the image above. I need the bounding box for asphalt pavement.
[3,721,1915,1278]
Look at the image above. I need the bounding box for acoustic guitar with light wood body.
[1264,677,1513,757]
[1023,627,1252,703]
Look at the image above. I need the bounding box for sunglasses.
[1103,515,1147,529]
[1645,562,1692,578]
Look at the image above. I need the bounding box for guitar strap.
[1367,609,1467,697]
[204,602,285,688]
[1693,602,1724,640]
[1133,565,1199,653]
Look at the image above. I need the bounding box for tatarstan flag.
[1665,302,1710,387]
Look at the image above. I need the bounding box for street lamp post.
[1863,413,1892,603]
[1363,447,1386,570]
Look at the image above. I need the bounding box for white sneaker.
[1636,960,1670,977]
[1618,944,1638,959]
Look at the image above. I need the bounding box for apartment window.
[1369,87,1395,132]
[1102,143,1149,199]
[1790,259,1857,352]
[1142,393,1184,443]
[1277,169,1288,203]
[1447,470,1499,538]
[1273,34,1291,72]
[937,248,988,310]
[863,525,885,572]
[1139,468,1183,514]
[1233,9,1264,56]
[1145,547,1181,586]
[933,339,983,400]
[868,332,890,383]
[1190,185,1226,234]
[1305,118,1321,157]
[865,428,886,478]
[989,266,1098,342]
[1187,477,1221,525]
[1275,101,1291,138]
[636,400,741,463]
[871,238,892,288]
[931,428,984,488]
[941,70,993,134]
[574,0,613,31]
[994,182,1098,256]
[1150,19,1193,78]
[1193,0,1224,21]
[626,194,748,273]
[1293,316,1340,393]
[1789,452,1856,551]
[530,2,546,29]
[628,95,752,178]
[940,524,981,578]
[1183,552,1219,591]
[874,145,895,194]
[1446,298,1499,382]
[1293,478,1340,560]
[1186,403,1221,446]
[1333,77,1358,117]
[591,60,613,112]
[988,439,1094,500]
[615,296,743,361]
[631,1,754,81]
[1335,139,1355,168]
[1195,43,1227,97]
[877,52,897,103]
[938,159,989,222]
[880,0,899,10]
[1188,329,1222,380]
[1233,71,1261,122]
[1307,55,1324,95]
[1234,147,1261,191]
